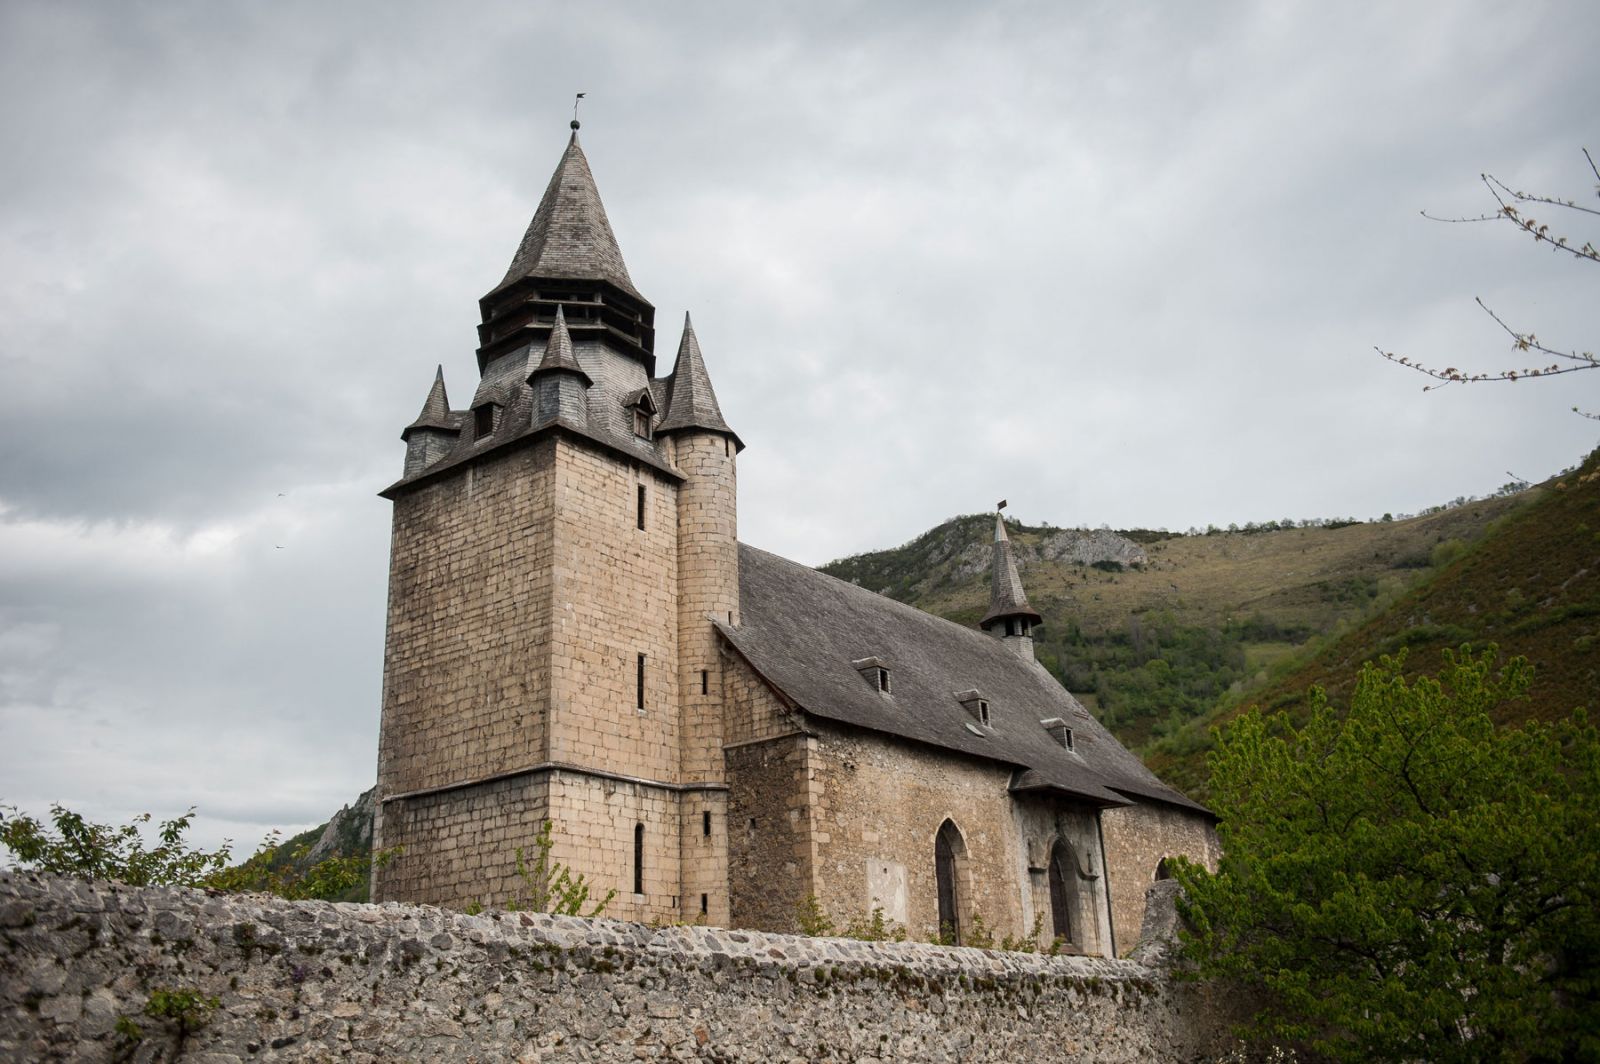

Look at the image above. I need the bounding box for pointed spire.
[402,365,454,439]
[493,132,640,299]
[656,313,743,451]
[527,305,592,386]
[980,512,1043,631]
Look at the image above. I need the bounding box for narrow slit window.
[979,699,990,726]
[700,669,709,695]
[700,893,708,915]
[877,668,891,694]
[636,654,646,710]
[633,823,644,895]
[702,810,711,836]
[636,485,646,530]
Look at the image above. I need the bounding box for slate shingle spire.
[494,132,641,300]
[527,305,591,428]
[657,313,742,451]
[401,366,458,476]
[476,129,657,373]
[979,512,1043,656]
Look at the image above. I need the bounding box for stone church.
[371,125,1217,956]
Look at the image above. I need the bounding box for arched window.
[633,823,645,895]
[935,820,964,944]
[1048,840,1079,946]
[1155,856,1173,881]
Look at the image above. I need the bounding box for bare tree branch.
[1379,150,1598,409]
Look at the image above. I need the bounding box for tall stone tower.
[372,127,740,925]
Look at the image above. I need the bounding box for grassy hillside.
[1149,448,1600,798]
[823,488,1539,763]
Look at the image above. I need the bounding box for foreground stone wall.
[0,871,1244,1063]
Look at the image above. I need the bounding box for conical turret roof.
[493,132,641,299]
[657,313,742,450]
[402,365,455,439]
[980,513,1043,629]
[527,305,592,385]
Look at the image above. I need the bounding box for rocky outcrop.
[1,872,1245,1063]
[951,527,1148,582]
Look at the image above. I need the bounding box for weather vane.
[997,499,1008,511]
[572,92,586,130]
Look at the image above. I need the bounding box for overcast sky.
[2,0,1596,853]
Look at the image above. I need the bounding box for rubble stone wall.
[0,871,1245,1063]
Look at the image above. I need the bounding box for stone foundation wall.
[0,872,1246,1063]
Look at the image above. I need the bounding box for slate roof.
[980,514,1044,629]
[656,313,742,450]
[492,133,641,300]
[719,545,1210,815]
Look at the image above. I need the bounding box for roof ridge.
[736,542,1036,660]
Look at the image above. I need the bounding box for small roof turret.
[979,511,1043,631]
[526,305,592,386]
[401,365,455,440]
[656,313,743,451]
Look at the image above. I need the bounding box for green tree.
[1,803,390,902]
[0,805,231,887]
[1174,648,1600,1062]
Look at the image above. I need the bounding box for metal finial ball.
[570,119,581,130]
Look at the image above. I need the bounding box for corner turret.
[656,313,742,452]
[978,509,1043,660]
[400,366,458,477]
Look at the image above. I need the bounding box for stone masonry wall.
[725,735,815,933]
[0,871,1247,1063]
[1100,802,1220,953]
[670,432,738,928]
[548,437,681,784]
[377,773,550,906]
[808,722,1080,949]
[378,439,558,798]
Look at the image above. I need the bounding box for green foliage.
[0,805,231,887]
[505,820,616,917]
[136,986,219,1050]
[841,906,907,942]
[1040,611,1297,740]
[208,835,395,901]
[795,893,834,936]
[1175,648,1600,1062]
[0,802,391,902]
[963,910,996,949]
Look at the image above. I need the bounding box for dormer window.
[1041,718,1074,750]
[955,690,992,727]
[852,657,892,695]
[625,388,658,440]
[473,403,497,440]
